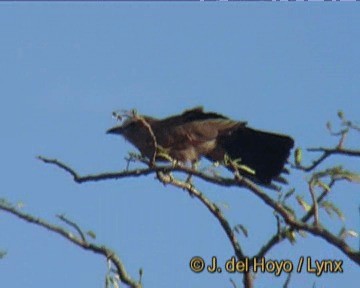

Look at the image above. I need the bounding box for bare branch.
[57,214,87,243]
[229,278,238,288]
[155,171,246,261]
[289,221,360,265]
[308,180,319,226]
[294,147,360,172]
[39,154,360,265]
[37,155,273,190]
[256,179,334,259]
[307,147,360,157]
[252,175,360,266]
[0,201,141,288]
[38,156,166,183]
[155,171,255,287]
[283,272,292,288]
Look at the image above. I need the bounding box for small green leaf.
[285,230,296,245]
[316,181,331,192]
[320,201,344,221]
[86,230,97,239]
[346,230,359,238]
[295,148,302,166]
[338,227,346,239]
[296,196,311,212]
[326,121,332,132]
[338,227,358,239]
[337,110,344,120]
[237,164,255,175]
[212,161,220,167]
[283,188,296,201]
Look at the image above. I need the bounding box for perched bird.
[107,107,294,185]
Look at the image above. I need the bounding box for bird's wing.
[154,118,242,147]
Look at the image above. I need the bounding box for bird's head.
[106,110,157,152]
[106,117,138,135]
[106,109,140,135]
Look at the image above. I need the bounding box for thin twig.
[229,278,238,288]
[256,179,335,260]
[135,115,158,166]
[0,202,141,288]
[283,272,292,288]
[307,147,360,157]
[38,155,360,266]
[57,214,87,243]
[308,180,319,226]
[294,147,360,172]
[156,171,246,261]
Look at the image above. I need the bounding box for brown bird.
[107,107,294,185]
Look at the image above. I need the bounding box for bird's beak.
[106,126,123,135]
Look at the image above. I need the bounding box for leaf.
[283,188,296,201]
[212,161,220,168]
[329,167,360,183]
[337,110,344,120]
[86,230,97,239]
[234,224,248,237]
[339,227,358,239]
[320,201,345,221]
[316,181,331,192]
[294,148,302,166]
[338,227,347,239]
[326,121,332,132]
[285,230,296,245]
[346,230,359,238]
[296,196,311,212]
[237,164,255,175]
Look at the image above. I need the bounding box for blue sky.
[1,3,359,288]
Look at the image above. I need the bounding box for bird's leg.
[185,161,197,183]
[184,161,199,197]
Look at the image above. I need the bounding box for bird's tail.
[220,127,294,184]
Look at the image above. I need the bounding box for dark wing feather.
[219,127,294,184]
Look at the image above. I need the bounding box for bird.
[107,107,294,185]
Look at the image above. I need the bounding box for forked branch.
[0,201,141,288]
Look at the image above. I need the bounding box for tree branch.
[294,147,360,172]
[38,155,280,190]
[156,172,246,260]
[38,155,360,266]
[308,180,319,226]
[57,214,87,243]
[256,179,334,260]
[0,201,141,288]
[154,171,254,287]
